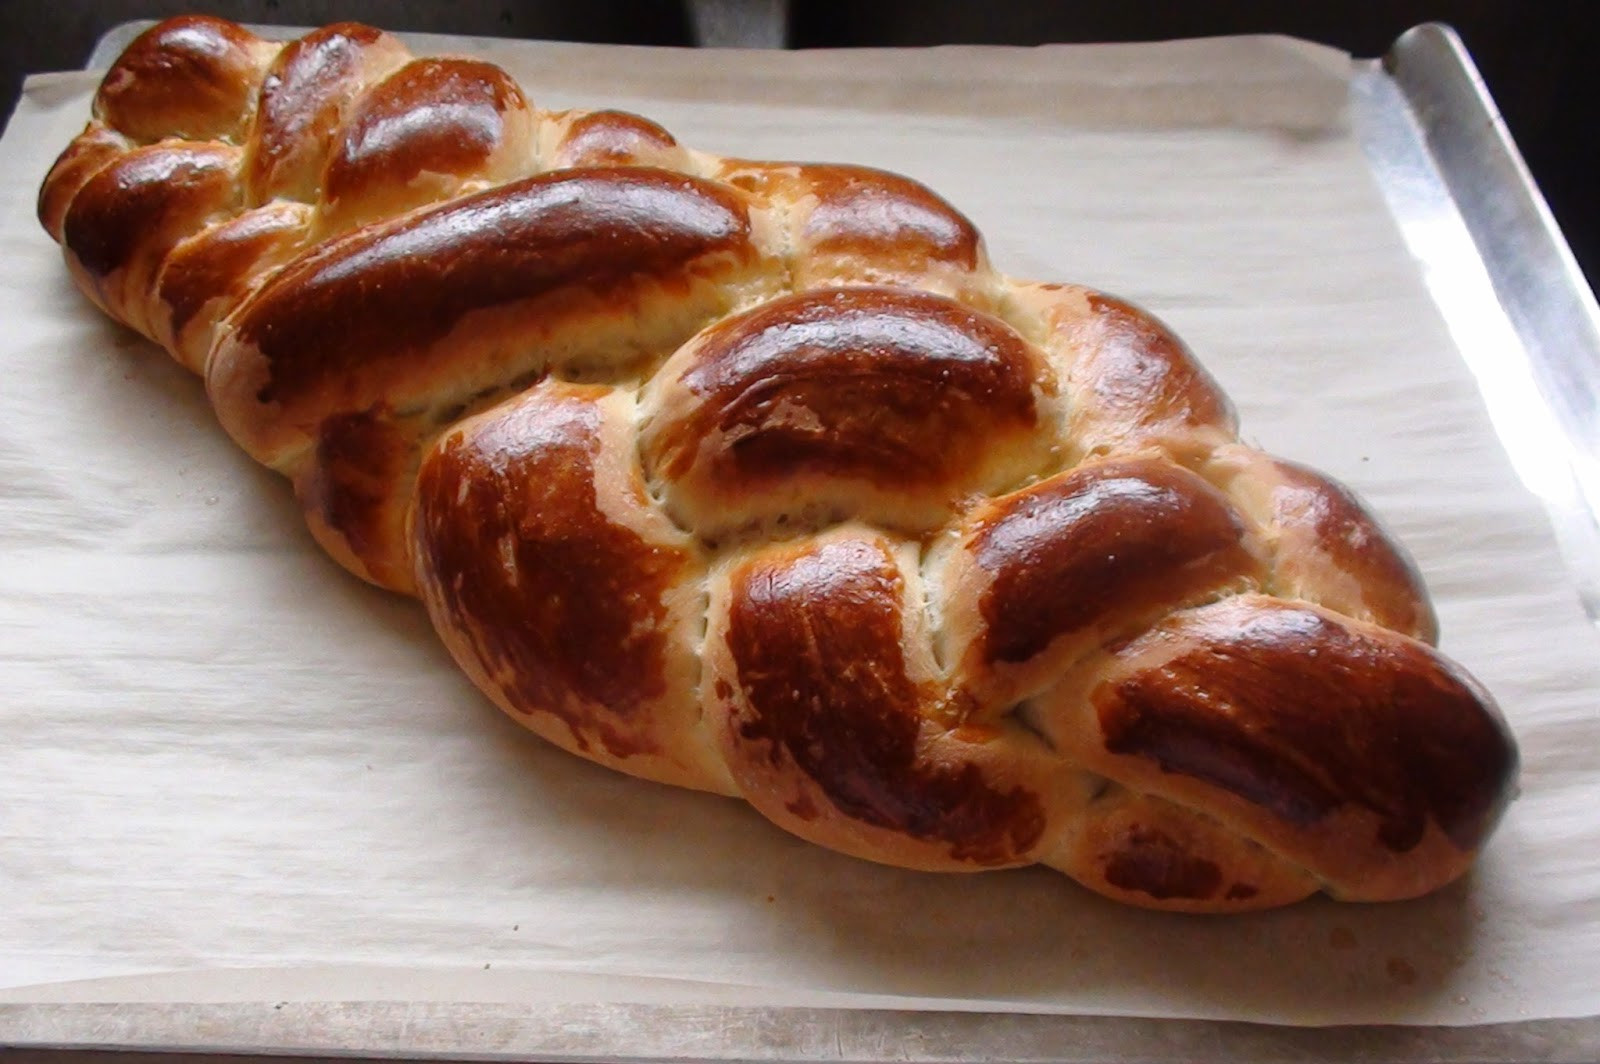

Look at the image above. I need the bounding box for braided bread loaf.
[41,15,1518,912]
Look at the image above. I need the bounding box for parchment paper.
[3,35,1598,1027]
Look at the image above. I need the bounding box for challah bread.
[40,15,1518,912]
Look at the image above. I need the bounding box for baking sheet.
[2,34,1598,1029]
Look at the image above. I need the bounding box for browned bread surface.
[40,15,1519,912]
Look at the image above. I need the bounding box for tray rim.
[1358,22,1600,624]
[4,999,1600,1063]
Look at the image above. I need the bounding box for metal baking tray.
[4,17,1598,1063]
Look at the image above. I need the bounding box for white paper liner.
[2,36,1597,1027]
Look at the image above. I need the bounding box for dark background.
[2,1,1593,285]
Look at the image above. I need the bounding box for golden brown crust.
[295,407,423,592]
[38,125,127,243]
[93,16,277,144]
[245,23,410,204]
[707,529,1063,869]
[1208,444,1439,642]
[205,166,774,585]
[640,286,1055,538]
[154,202,313,372]
[61,142,242,338]
[1038,595,1517,899]
[39,15,1519,912]
[1045,787,1319,912]
[319,57,534,234]
[554,109,684,169]
[213,167,761,457]
[717,161,990,302]
[1013,283,1239,463]
[413,382,732,792]
[941,456,1268,715]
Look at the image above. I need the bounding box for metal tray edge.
[4,1000,1600,1064]
[1358,22,1600,622]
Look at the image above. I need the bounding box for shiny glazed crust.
[39,16,1519,912]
